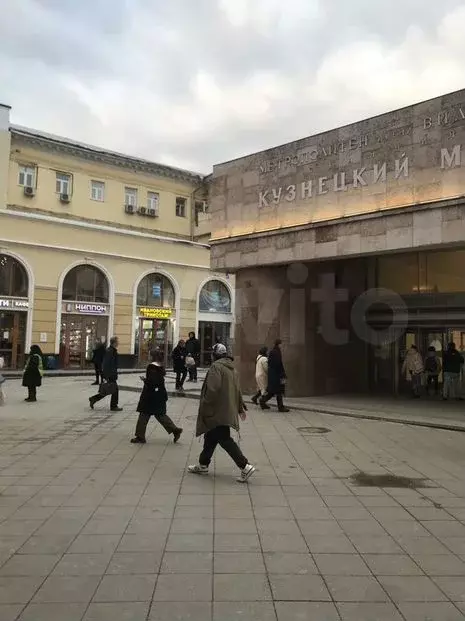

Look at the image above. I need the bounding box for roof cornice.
[10,125,205,185]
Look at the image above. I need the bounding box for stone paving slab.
[0,378,465,619]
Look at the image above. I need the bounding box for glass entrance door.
[199,321,231,366]
[60,315,108,369]
[136,319,171,367]
[0,311,26,369]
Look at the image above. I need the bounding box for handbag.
[185,355,196,368]
[99,381,117,396]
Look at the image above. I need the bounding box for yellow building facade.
[0,108,234,369]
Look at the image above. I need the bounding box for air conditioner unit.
[125,204,135,214]
[138,206,147,216]
[147,208,158,217]
[60,193,70,203]
[24,186,35,197]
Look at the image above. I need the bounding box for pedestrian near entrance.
[424,346,442,396]
[131,349,183,444]
[260,339,290,412]
[402,344,424,398]
[89,336,122,411]
[22,345,43,402]
[188,343,256,483]
[442,342,464,401]
[251,346,268,405]
[186,332,200,382]
[172,339,188,391]
[91,339,106,385]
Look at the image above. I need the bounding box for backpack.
[425,356,438,373]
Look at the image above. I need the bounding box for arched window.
[199,280,231,313]
[62,265,109,303]
[0,255,28,298]
[137,273,175,308]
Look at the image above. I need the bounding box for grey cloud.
[1,0,465,171]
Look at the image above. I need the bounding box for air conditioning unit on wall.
[60,193,70,203]
[138,206,147,215]
[125,204,135,214]
[24,186,35,197]
[147,208,158,217]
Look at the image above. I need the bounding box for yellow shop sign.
[139,307,173,319]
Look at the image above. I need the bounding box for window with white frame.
[18,165,36,188]
[125,187,137,207]
[56,172,72,195]
[91,180,105,202]
[175,196,187,218]
[147,191,159,214]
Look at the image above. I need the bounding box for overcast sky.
[1,0,465,172]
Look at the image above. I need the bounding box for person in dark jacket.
[91,339,106,385]
[186,332,200,382]
[22,345,43,402]
[172,339,188,391]
[259,339,290,412]
[131,349,183,444]
[89,336,122,411]
[443,342,464,400]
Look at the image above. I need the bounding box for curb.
[118,386,465,433]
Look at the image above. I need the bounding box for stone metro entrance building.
[210,89,465,397]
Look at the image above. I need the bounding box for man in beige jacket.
[188,344,256,483]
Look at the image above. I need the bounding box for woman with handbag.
[22,345,44,402]
[131,349,183,444]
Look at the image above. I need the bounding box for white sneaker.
[237,464,256,483]
[188,464,209,475]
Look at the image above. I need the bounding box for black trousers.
[91,382,119,409]
[94,363,103,383]
[175,369,187,389]
[27,386,37,401]
[427,375,439,394]
[199,426,248,469]
[135,411,179,440]
[188,364,198,381]
[261,392,285,409]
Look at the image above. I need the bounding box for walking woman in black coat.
[260,339,290,412]
[131,349,183,444]
[22,345,43,402]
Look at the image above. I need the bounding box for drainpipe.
[190,176,205,241]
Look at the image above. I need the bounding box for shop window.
[62,265,109,303]
[199,280,231,313]
[137,273,175,308]
[426,250,465,293]
[376,253,420,294]
[0,255,28,298]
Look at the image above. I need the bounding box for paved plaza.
[0,378,465,620]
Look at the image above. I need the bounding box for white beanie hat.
[214,343,227,355]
